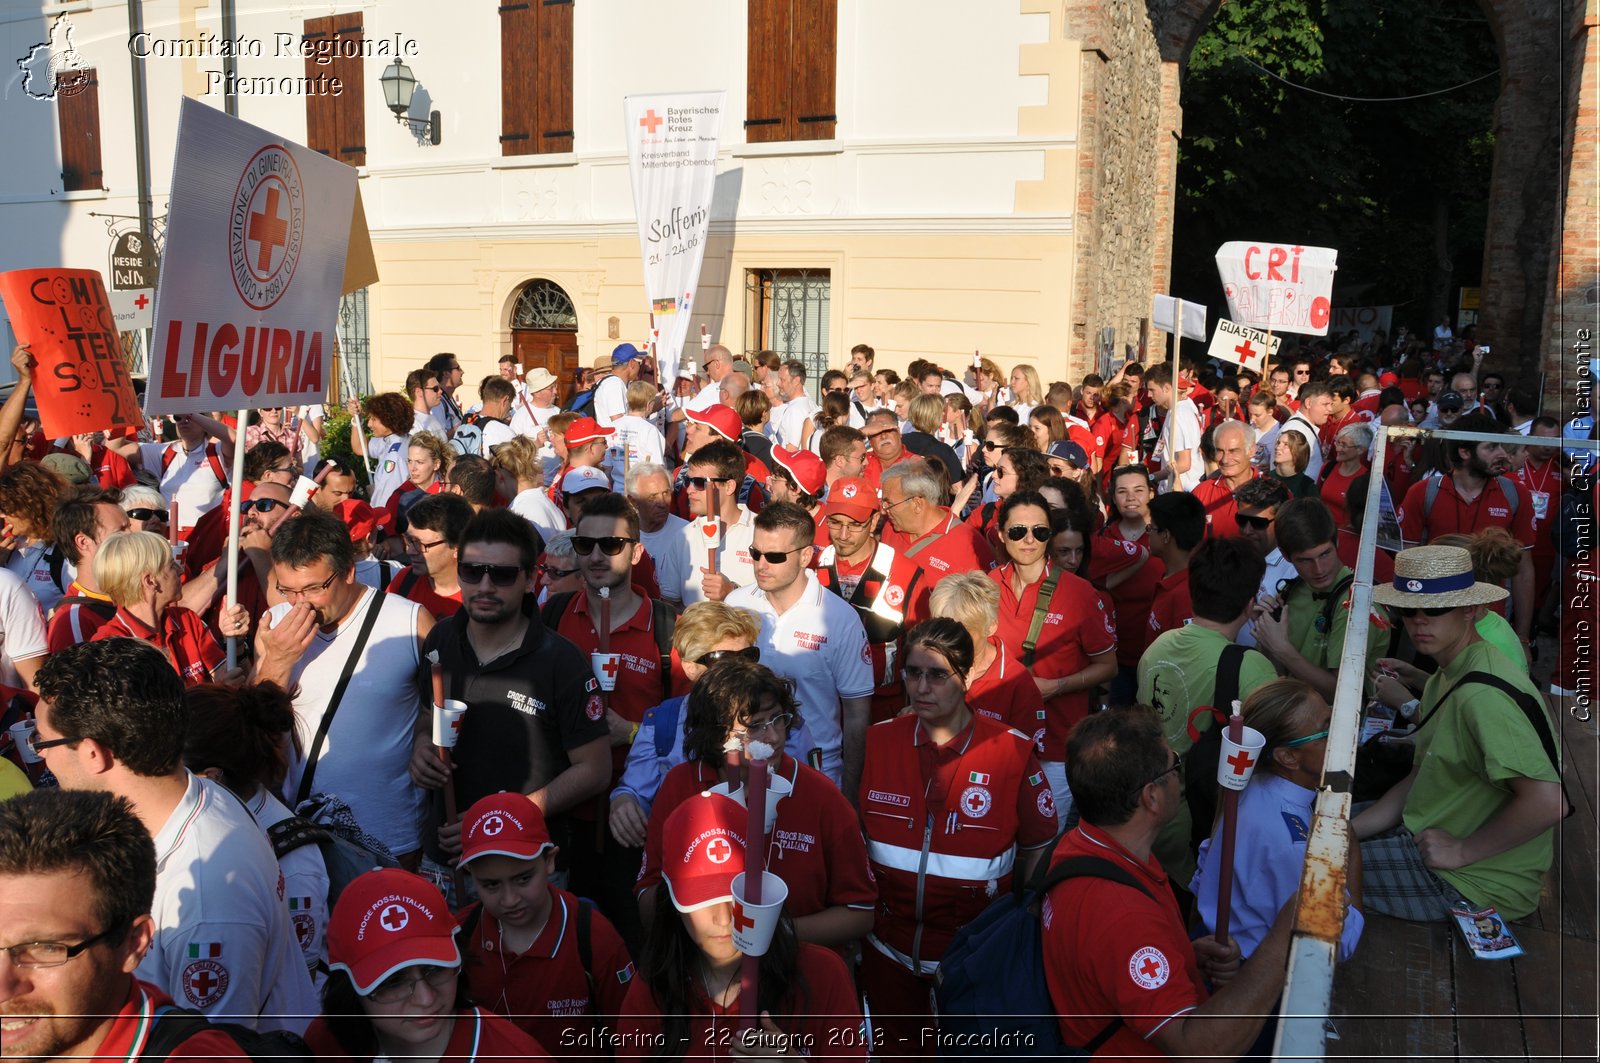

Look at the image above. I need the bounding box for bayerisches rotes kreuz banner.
[624,91,725,386]
[147,97,356,415]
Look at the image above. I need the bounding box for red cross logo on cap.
[639,109,664,134]
[705,837,733,864]
[379,904,410,932]
[841,483,857,499]
[1227,749,1256,776]
[482,815,504,836]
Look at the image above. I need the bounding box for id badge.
[1532,490,1550,521]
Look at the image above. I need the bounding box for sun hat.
[1370,545,1508,609]
[327,869,460,995]
[41,453,91,485]
[524,367,558,393]
[660,791,747,913]
[460,792,554,867]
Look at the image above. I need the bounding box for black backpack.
[141,1006,310,1061]
[1181,643,1248,854]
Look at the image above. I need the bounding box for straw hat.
[1371,545,1508,609]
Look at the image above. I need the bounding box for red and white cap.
[335,498,393,542]
[661,791,747,913]
[822,477,879,523]
[460,792,555,866]
[562,466,612,495]
[327,869,460,995]
[685,404,742,443]
[565,416,615,446]
[771,447,826,497]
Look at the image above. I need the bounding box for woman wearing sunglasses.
[119,484,171,536]
[306,868,550,1063]
[633,657,876,949]
[858,618,1058,1049]
[989,491,1118,827]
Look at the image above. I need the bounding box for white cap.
[561,466,612,494]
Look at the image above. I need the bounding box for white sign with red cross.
[1215,242,1339,337]
[1207,319,1282,372]
[148,97,356,414]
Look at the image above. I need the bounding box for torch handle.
[1213,711,1246,945]
[739,758,770,1028]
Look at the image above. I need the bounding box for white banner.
[1207,319,1282,373]
[1328,305,1393,340]
[625,92,726,387]
[148,97,355,415]
[1152,295,1207,342]
[1215,242,1338,336]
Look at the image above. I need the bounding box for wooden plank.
[1329,915,1456,1058]
[1510,921,1599,1060]
[333,18,365,166]
[57,66,101,191]
[1451,928,1528,1059]
[500,3,536,155]
[790,0,837,140]
[535,0,573,153]
[746,0,790,142]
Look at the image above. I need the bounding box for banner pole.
[223,407,249,671]
[340,356,373,480]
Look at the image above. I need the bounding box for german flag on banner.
[652,297,678,315]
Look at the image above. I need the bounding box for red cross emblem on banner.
[247,187,289,272]
[380,904,410,932]
[639,109,664,134]
[1234,339,1259,368]
[1226,749,1256,776]
[705,837,732,864]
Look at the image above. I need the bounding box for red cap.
[565,416,615,446]
[460,792,555,866]
[771,447,826,497]
[822,477,879,523]
[335,498,393,542]
[327,869,460,994]
[661,791,747,913]
[685,404,742,443]
[1378,372,1400,387]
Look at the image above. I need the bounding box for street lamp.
[379,60,441,145]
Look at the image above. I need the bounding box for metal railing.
[1273,424,1598,1061]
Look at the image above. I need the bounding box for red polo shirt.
[1319,461,1366,529]
[460,887,634,1050]
[882,510,995,619]
[1189,472,1257,538]
[553,591,666,782]
[1336,527,1395,587]
[990,563,1116,760]
[1091,532,1161,669]
[45,580,114,653]
[1146,567,1193,648]
[91,982,244,1060]
[967,644,1049,755]
[388,568,462,619]
[92,605,225,687]
[1398,473,1535,546]
[863,448,918,487]
[308,1006,551,1063]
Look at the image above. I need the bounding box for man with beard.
[1398,412,1537,644]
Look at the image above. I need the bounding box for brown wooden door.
[512,329,580,405]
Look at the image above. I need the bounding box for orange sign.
[0,268,142,438]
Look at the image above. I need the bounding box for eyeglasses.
[424,385,443,393]
[572,535,636,556]
[1282,729,1330,748]
[540,564,579,580]
[686,476,735,490]
[730,712,795,741]
[1235,513,1273,530]
[24,729,75,759]
[268,463,296,475]
[458,562,524,587]
[367,964,458,1005]
[276,571,340,598]
[695,646,761,666]
[903,666,955,685]
[404,536,447,552]
[881,494,918,512]
[1004,524,1051,543]
[751,545,809,564]
[124,508,163,522]
[1,926,121,968]
[825,516,869,532]
[1138,751,1182,794]
[242,497,288,513]
[1393,605,1458,619]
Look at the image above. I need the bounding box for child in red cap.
[304,868,551,1063]
[617,792,867,1061]
[455,792,635,1049]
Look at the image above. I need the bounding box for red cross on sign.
[247,186,289,273]
[732,901,757,934]
[1139,956,1161,980]
[134,293,150,310]
[705,837,732,864]
[1226,749,1256,776]
[639,109,664,134]
[1234,339,1258,366]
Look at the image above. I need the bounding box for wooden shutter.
[303,14,365,165]
[58,67,102,191]
[746,0,836,143]
[746,0,791,143]
[501,0,573,156]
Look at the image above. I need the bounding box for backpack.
[50,594,118,626]
[642,694,689,758]
[450,422,484,457]
[142,1006,310,1061]
[1422,473,1519,529]
[267,793,400,907]
[932,855,1156,1061]
[1181,643,1248,854]
[539,591,677,700]
[567,389,597,418]
[159,442,228,486]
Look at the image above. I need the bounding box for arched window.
[510,279,577,331]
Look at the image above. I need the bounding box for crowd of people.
[0,328,1583,1061]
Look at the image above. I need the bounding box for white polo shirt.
[593,373,628,425]
[679,506,757,605]
[640,513,691,606]
[609,416,667,490]
[773,395,818,449]
[139,772,318,1033]
[247,788,331,988]
[0,565,47,686]
[139,440,228,532]
[727,570,874,785]
[690,378,724,412]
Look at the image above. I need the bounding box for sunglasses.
[540,564,578,580]
[695,646,761,666]
[1235,513,1273,530]
[686,476,735,490]
[750,545,809,564]
[242,498,288,513]
[458,562,524,587]
[902,666,954,685]
[980,440,1004,452]
[1392,605,1458,619]
[1004,524,1051,543]
[125,508,164,522]
[572,535,636,556]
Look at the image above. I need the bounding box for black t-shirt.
[901,431,964,483]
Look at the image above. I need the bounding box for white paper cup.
[591,652,622,693]
[432,699,468,748]
[9,719,40,764]
[730,870,789,956]
[708,772,793,834]
[1216,725,1267,791]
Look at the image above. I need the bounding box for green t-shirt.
[0,757,31,801]
[1475,610,1527,672]
[1137,624,1278,884]
[1283,565,1391,676]
[1403,640,1559,919]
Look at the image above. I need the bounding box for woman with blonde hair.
[1008,363,1043,421]
[490,434,565,541]
[928,572,1047,742]
[406,431,452,494]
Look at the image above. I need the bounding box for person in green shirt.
[1138,536,1277,884]
[1354,545,1566,921]
[1253,497,1391,703]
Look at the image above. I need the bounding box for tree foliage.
[1172,0,1498,332]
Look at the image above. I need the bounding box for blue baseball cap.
[612,343,642,365]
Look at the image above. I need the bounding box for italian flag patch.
[969,771,991,785]
[188,942,222,959]
[1028,772,1043,787]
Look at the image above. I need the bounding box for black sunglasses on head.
[125,508,164,522]
[572,535,636,557]
[695,646,761,666]
[459,562,524,587]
